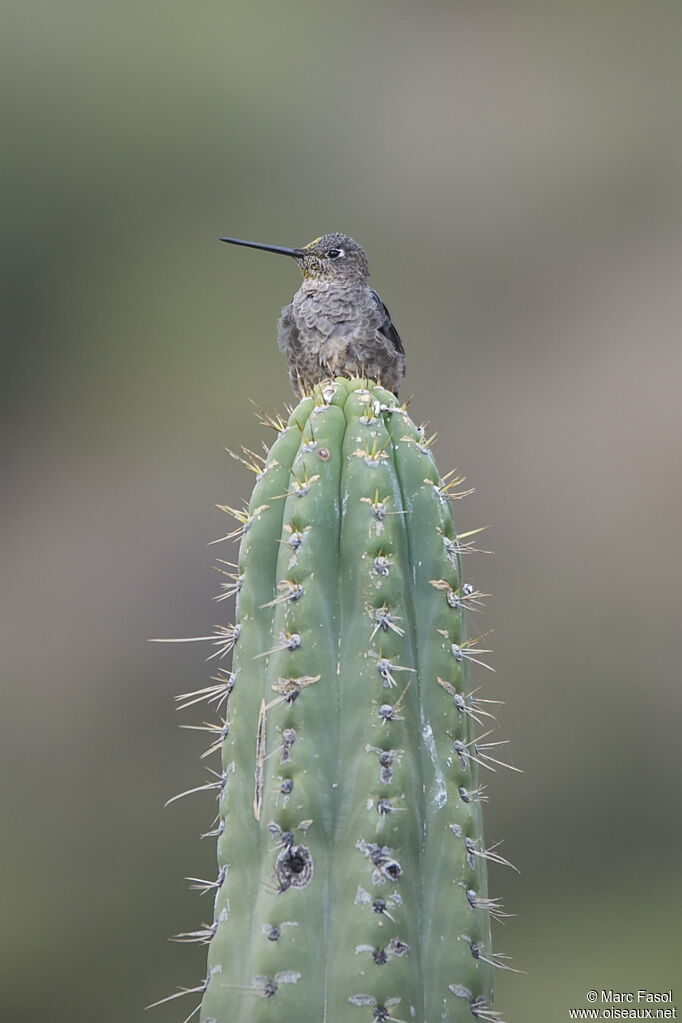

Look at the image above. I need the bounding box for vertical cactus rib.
[386,409,494,1021]
[326,385,424,1019]
[239,394,348,1023]
[164,377,511,1023]
[201,413,313,1019]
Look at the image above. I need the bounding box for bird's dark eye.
[327,248,343,260]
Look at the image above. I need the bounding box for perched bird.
[220,233,405,396]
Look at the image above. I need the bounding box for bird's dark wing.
[370,288,405,356]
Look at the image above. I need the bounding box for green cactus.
[159,376,514,1023]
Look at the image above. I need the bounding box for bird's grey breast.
[291,281,381,349]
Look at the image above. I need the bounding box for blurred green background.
[2,1,681,1020]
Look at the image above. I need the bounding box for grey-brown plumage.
[220,232,405,396]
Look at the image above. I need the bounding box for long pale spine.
[169,377,506,1023]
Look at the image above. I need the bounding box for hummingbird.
[220,233,406,397]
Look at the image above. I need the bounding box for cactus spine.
[167,377,511,1023]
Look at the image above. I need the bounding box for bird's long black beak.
[220,237,304,258]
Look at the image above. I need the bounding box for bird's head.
[295,234,369,282]
[220,232,369,283]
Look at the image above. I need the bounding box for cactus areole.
[165,377,511,1023]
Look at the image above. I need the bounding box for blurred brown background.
[2,2,681,1020]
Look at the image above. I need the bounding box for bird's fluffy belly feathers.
[291,283,381,354]
[276,277,403,395]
